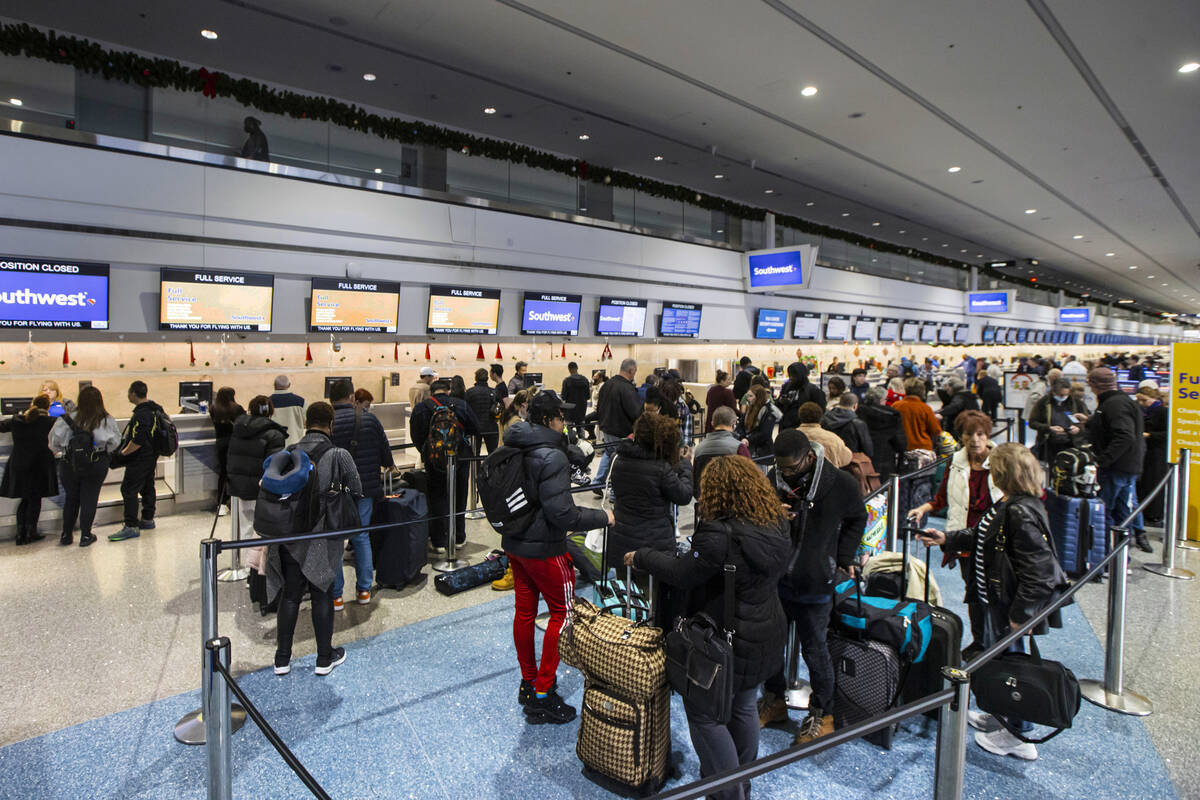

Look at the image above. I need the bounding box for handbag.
[971,635,1081,743]
[664,562,737,724]
[582,455,616,554]
[318,449,363,533]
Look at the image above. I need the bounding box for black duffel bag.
[433,551,507,595]
[664,564,736,724]
[971,635,1081,743]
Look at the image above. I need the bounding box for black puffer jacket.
[821,406,873,457]
[858,403,906,479]
[465,380,498,434]
[944,496,1069,628]
[608,439,693,565]
[597,375,643,438]
[332,402,395,499]
[635,516,791,690]
[1086,389,1145,474]
[778,364,826,429]
[940,390,979,438]
[226,414,289,500]
[501,421,608,559]
[769,460,866,599]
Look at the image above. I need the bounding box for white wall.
[0,133,1176,343]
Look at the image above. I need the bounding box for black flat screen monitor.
[660,302,703,338]
[309,277,400,333]
[754,308,787,340]
[426,285,501,335]
[324,377,352,398]
[937,325,954,343]
[0,397,31,415]
[595,297,647,337]
[982,326,997,343]
[523,373,543,388]
[900,320,920,342]
[954,325,969,344]
[825,314,850,341]
[793,312,820,340]
[178,381,213,406]
[521,293,581,337]
[920,323,938,341]
[878,318,899,341]
[853,317,876,341]
[159,268,274,331]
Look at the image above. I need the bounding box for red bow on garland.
[198,68,219,99]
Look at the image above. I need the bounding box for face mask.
[1053,394,1066,404]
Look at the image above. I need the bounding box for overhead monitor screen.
[309,277,399,333]
[853,316,877,341]
[793,312,820,340]
[755,308,787,339]
[742,245,818,292]
[427,285,501,335]
[966,290,1012,314]
[660,302,703,338]
[938,325,954,343]
[954,324,969,343]
[878,318,899,341]
[160,268,273,331]
[595,296,647,337]
[521,292,581,336]
[825,314,850,341]
[1004,327,1017,344]
[0,256,109,329]
[920,323,938,341]
[1015,328,1028,343]
[900,320,920,342]
[982,326,997,343]
[1058,307,1092,324]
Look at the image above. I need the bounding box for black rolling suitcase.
[828,629,902,748]
[370,487,429,589]
[898,529,963,715]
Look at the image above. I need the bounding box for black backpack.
[152,408,178,457]
[63,416,104,474]
[1052,447,1097,498]
[422,396,464,471]
[477,445,538,535]
[254,439,332,537]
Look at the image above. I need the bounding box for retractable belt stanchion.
[175,538,246,744]
[433,452,469,572]
[1079,527,1153,716]
[885,474,901,552]
[1015,408,1025,446]
[1145,460,1195,580]
[204,637,233,800]
[1176,449,1200,552]
[933,668,970,800]
[466,437,486,520]
[783,621,811,711]
[217,496,250,582]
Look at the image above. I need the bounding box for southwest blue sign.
[0,257,109,329]
[1058,307,1091,324]
[755,308,787,339]
[966,291,1011,314]
[744,245,817,291]
[521,292,581,336]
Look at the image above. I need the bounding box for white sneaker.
[975,727,1038,761]
[968,710,1002,732]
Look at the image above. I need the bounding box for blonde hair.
[988,443,1043,498]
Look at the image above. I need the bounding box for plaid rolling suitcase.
[828,631,901,748]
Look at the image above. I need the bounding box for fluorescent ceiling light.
[713,174,724,179]
[578,134,589,140]
[1072,234,1084,239]
[1180,62,1200,73]
[652,155,663,161]
[362,73,376,81]
[373,168,382,174]
[200,29,218,40]
[483,107,497,114]
[1129,265,1138,270]
[801,86,818,97]
[764,189,774,194]
[8,98,21,106]
[947,166,961,173]
[1106,252,1115,257]
[1024,208,1037,214]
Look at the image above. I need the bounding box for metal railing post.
[1079,528,1153,715]
[885,474,902,552]
[1145,461,1194,580]
[174,538,246,744]
[783,621,811,711]
[933,668,969,800]
[433,452,469,572]
[205,637,233,800]
[1177,449,1199,551]
[217,497,249,582]
[466,436,486,520]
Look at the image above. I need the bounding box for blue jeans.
[1099,470,1144,535]
[333,497,375,598]
[594,432,622,489]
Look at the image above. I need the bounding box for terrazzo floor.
[0,528,1183,799]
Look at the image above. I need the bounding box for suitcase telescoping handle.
[901,526,933,604]
[624,564,654,621]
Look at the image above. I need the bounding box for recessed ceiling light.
[716,229,724,233]
[1163,283,1169,286]
[1119,299,1134,303]
[578,134,590,140]
[1129,265,1139,269]
[976,253,983,257]
[805,202,814,206]
[960,249,968,253]
[1105,252,1115,257]
[8,98,21,106]
[483,107,497,114]
[200,29,218,40]
[947,166,961,173]
[764,189,774,194]
[841,212,850,217]
[1179,62,1200,74]
[801,86,818,97]
[362,73,376,81]
[653,155,663,161]
[871,221,880,226]
[373,168,382,174]
[713,173,724,179]
[1024,208,1037,214]
[1148,274,1155,278]
[899,230,907,234]
[941,243,948,247]
[1072,234,1084,239]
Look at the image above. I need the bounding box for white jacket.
[945,446,1003,532]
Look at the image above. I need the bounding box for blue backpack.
[834,577,933,664]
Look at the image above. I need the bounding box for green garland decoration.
[0,22,1083,299]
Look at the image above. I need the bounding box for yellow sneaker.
[794,710,834,744]
[491,564,515,591]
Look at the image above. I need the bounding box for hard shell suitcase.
[828,631,901,749]
[1044,490,1107,578]
[370,489,429,589]
[897,530,963,713]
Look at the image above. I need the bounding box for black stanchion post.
[886,474,901,551]
[783,621,811,711]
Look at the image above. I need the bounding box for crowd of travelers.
[0,347,1173,795]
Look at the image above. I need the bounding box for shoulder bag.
[664,546,737,723]
[970,634,1081,743]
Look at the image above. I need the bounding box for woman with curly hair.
[625,455,790,800]
[609,412,694,615]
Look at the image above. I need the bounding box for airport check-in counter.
[0,401,412,537]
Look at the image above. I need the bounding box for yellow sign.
[1169,343,1200,540]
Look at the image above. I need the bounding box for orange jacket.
[894,395,942,451]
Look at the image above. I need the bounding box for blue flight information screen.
[755,308,787,339]
[596,296,647,337]
[0,256,109,329]
[660,302,703,337]
[521,292,581,336]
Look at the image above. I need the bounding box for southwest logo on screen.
[528,311,575,322]
[0,288,96,307]
[752,263,798,276]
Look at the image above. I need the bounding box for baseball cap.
[419,366,437,377]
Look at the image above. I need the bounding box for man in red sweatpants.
[501,391,612,725]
